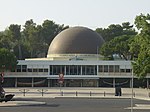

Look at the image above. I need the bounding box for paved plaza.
[0,87,150,112]
[3,87,150,100]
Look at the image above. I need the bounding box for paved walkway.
[4,87,150,100]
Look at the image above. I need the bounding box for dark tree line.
[0,19,69,60]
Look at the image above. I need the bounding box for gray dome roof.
[47,26,104,55]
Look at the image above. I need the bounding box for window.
[70,65,77,75]
[66,65,81,75]
[22,65,27,72]
[114,65,120,72]
[44,69,48,72]
[16,65,21,72]
[51,65,65,75]
[99,65,103,72]
[39,69,43,72]
[104,65,108,72]
[126,69,131,73]
[86,65,97,75]
[27,68,32,72]
[33,69,38,72]
[109,65,114,72]
[120,69,125,72]
[82,65,86,75]
[66,65,70,75]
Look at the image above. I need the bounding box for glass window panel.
[104,65,108,72]
[39,69,43,72]
[99,65,103,72]
[115,65,120,72]
[126,69,131,73]
[33,69,38,72]
[28,69,32,72]
[120,69,125,72]
[44,69,48,72]
[109,65,114,72]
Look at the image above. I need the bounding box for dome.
[47,26,104,58]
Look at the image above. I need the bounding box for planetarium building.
[4,27,150,88]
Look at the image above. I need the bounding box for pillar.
[15,77,17,87]
[130,78,132,88]
[113,78,115,88]
[32,77,34,87]
[97,79,99,87]
[48,79,50,87]
[147,78,149,89]
[97,65,98,75]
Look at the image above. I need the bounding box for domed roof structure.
[47,27,104,57]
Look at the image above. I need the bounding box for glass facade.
[14,64,132,74]
[49,65,97,75]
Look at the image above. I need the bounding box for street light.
[131,68,134,112]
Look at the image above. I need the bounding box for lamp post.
[131,69,134,112]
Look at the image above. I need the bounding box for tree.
[96,22,137,42]
[41,20,69,47]
[132,13,150,78]
[0,48,18,72]
[134,13,150,35]
[7,24,22,59]
[22,19,39,58]
[0,31,12,50]
[100,35,135,60]
[96,24,123,42]
[22,19,68,58]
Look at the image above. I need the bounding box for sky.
[0,0,150,31]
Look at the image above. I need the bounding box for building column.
[65,66,67,75]
[81,66,82,75]
[147,78,149,89]
[64,80,66,87]
[32,78,34,87]
[130,78,132,88]
[48,79,50,87]
[15,77,17,87]
[81,79,83,87]
[113,78,115,88]
[97,65,98,75]
[97,79,99,87]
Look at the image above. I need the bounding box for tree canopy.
[96,22,137,42]
[0,48,18,72]
[132,14,150,79]
[0,19,69,59]
[98,22,137,60]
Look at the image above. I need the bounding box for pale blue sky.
[0,0,149,31]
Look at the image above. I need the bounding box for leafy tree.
[7,24,22,59]
[132,13,150,78]
[134,13,150,35]
[22,19,40,58]
[0,48,18,72]
[41,20,69,54]
[0,31,12,50]
[100,35,134,60]
[132,36,150,79]
[22,19,69,58]
[96,22,137,42]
